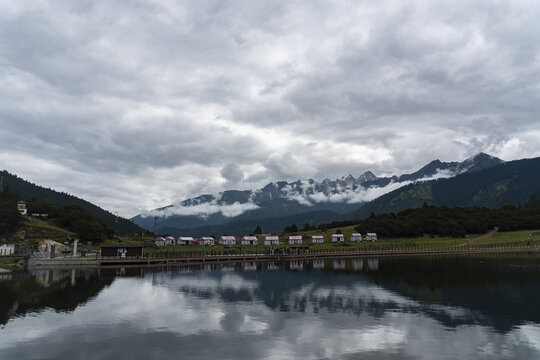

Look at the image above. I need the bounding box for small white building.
[155,237,166,247]
[165,236,176,245]
[199,237,215,246]
[331,234,345,243]
[177,236,195,245]
[0,244,15,256]
[219,236,237,246]
[366,233,377,241]
[264,235,280,246]
[242,236,258,246]
[17,201,27,216]
[288,235,303,245]
[351,233,362,242]
[311,235,324,244]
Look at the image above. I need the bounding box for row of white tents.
[154,233,377,247]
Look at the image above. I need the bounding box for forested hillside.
[354,199,540,238]
[1,170,144,234]
[355,157,540,218]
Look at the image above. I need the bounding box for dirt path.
[457,227,498,247]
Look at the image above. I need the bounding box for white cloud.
[141,200,259,219]
[278,169,456,206]
[1,1,540,216]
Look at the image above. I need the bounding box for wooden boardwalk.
[100,246,540,267]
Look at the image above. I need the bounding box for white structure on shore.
[366,233,377,241]
[312,235,324,244]
[177,236,195,245]
[0,244,15,256]
[331,234,345,243]
[264,236,280,246]
[242,236,258,246]
[155,237,166,247]
[351,233,362,242]
[219,236,237,246]
[288,235,303,245]
[199,237,215,246]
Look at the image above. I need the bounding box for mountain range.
[354,155,540,218]
[131,153,505,236]
[4,152,538,238]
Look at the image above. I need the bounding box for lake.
[1,255,540,359]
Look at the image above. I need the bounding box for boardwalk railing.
[100,243,540,264]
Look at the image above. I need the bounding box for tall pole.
[154,216,158,235]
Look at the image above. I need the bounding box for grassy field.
[136,225,540,254]
[0,257,24,271]
[22,218,74,246]
[468,229,539,248]
[17,217,540,253]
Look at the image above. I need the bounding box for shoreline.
[18,246,540,270]
[99,246,540,268]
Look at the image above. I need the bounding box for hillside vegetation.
[1,188,113,244]
[356,157,540,217]
[1,170,144,234]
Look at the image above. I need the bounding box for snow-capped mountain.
[131,153,503,235]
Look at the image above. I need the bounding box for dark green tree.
[0,200,24,236]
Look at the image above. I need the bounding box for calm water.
[2,255,540,359]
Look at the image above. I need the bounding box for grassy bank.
[135,227,540,254]
[0,257,25,271]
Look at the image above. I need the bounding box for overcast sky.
[1,0,540,217]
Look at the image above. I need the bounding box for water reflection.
[1,255,540,359]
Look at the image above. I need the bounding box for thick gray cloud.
[1,0,540,216]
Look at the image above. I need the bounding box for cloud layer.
[1,1,540,216]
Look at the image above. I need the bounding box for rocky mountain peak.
[358,171,378,182]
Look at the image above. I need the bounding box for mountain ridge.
[132,153,504,235]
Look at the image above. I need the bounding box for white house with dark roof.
[155,237,166,247]
[366,233,377,241]
[331,234,345,243]
[219,236,237,246]
[242,236,258,246]
[351,233,362,242]
[288,235,303,245]
[264,235,280,246]
[200,237,215,246]
[311,235,324,244]
[165,236,176,245]
[177,236,195,245]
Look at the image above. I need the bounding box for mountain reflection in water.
[1,255,540,360]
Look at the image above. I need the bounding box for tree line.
[281,195,540,238]
[354,196,540,238]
